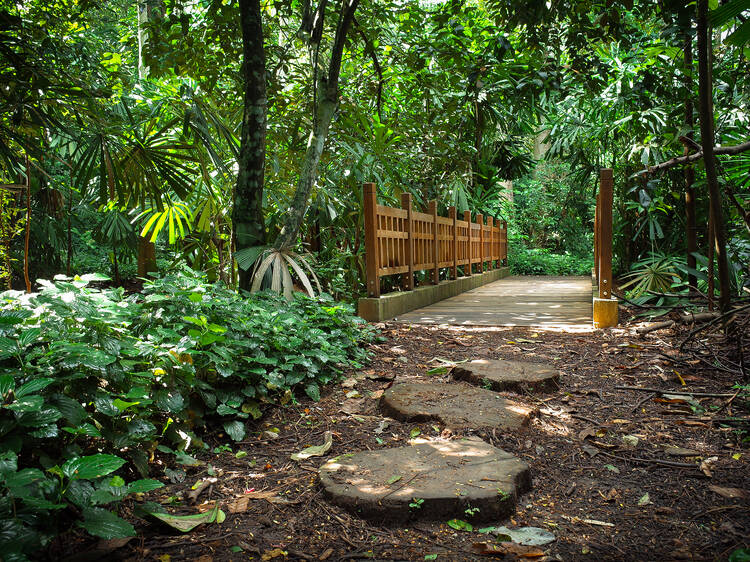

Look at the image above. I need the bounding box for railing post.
[363,182,380,298]
[593,168,618,328]
[401,193,414,290]
[429,200,439,285]
[477,213,484,273]
[598,170,613,299]
[449,206,457,279]
[502,220,507,265]
[594,192,600,284]
[464,210,472,275]
[488,217,495,269]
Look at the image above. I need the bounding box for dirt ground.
[65,317,749,561]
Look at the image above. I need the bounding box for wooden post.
[464,210,472,275]
[594,192,600,283]
[598,169,613,299]
[477,213,484,273]
[449,206,457,279]
[486,217,493,269]
[502,220,508,265]
[363,182,380,297]
[488,217,495,269]
[401,193,414,290]
[428,200,439,285]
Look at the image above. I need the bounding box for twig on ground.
[614,385,735,398]
[632,392,657,412]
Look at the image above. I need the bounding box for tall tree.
[274,0,360,250]
[697,0,731,311]
[234,0,268,290]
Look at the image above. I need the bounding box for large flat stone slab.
[452,359,560,393]
[319,437,531,521]
[380,383,534,430]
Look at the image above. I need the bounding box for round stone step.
[380,382,534,430]
[452,359,559,393]
[319,437,531,522]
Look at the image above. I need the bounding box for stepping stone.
[452,359,559,393]
[319,437,530,522]
[380,383,534,430]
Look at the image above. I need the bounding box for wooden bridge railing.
[363,182,507,298]
[593,168,618,327]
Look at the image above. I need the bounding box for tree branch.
[638,139,750,176]
[353,17,383,121]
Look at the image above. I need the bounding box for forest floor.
[67,315,749,561]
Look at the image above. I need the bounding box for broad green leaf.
[16,378,55,398]
[127,479,165,494]
[78,507,136,539]
[5,395,44,412]
[447,519,473,531]
[0,375,15,397]
[223,420,246,441]
[62,454,126,481]
[145,505,225,532]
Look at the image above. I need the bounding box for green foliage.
[510,245,593,276]
[0,269,373,555]
[620,252,682,297]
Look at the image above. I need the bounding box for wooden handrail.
[364,183,507,297]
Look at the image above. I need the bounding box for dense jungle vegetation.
[0,0,749,557]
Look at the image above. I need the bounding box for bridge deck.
[394,275,592,327]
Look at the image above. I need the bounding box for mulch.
[61,318,749,561]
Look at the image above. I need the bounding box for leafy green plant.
[0,268,373,555]
[619,252,682,297]
[409,497,424,509]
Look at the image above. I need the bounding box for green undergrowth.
[510,245,593,276]
[0,269,373,559]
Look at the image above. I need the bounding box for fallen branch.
[597,449,698,469]
[614,385,735,398]
[636,311,718,334]
[636,320,675,334]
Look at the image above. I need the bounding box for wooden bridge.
[358,170,617,328]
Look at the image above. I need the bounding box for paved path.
[394,275,592,327]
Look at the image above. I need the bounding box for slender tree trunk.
[275,98,337,249]
[113,245,120,285]
[23,156,30,293]
[66,183,72,276]
[275,0,360,250]
[708,204,715,311]
[234,0,268,290]
[697,0,730,312]
[683,33,698,294]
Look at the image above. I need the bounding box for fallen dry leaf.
[228,491,296,513]
[700,456,719,477]
[707,485,748,500]
[471,542,545,558]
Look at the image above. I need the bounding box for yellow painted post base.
[593,297,619,329]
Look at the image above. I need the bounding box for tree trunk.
[275,98,337,249]
[234,0,268,290]
[683,33,698,294]
[275,0,360,250]
[137,236,157,277]
[697,0,731,312]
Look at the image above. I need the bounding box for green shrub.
[0,269,373,557]
[510,244,593,276]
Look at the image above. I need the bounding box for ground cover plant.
[0,269,373,559]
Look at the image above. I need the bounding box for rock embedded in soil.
[380,382,535,430]
[451,359,560,393]
[318,437,531,522]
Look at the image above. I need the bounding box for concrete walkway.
[394,275,592,327]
